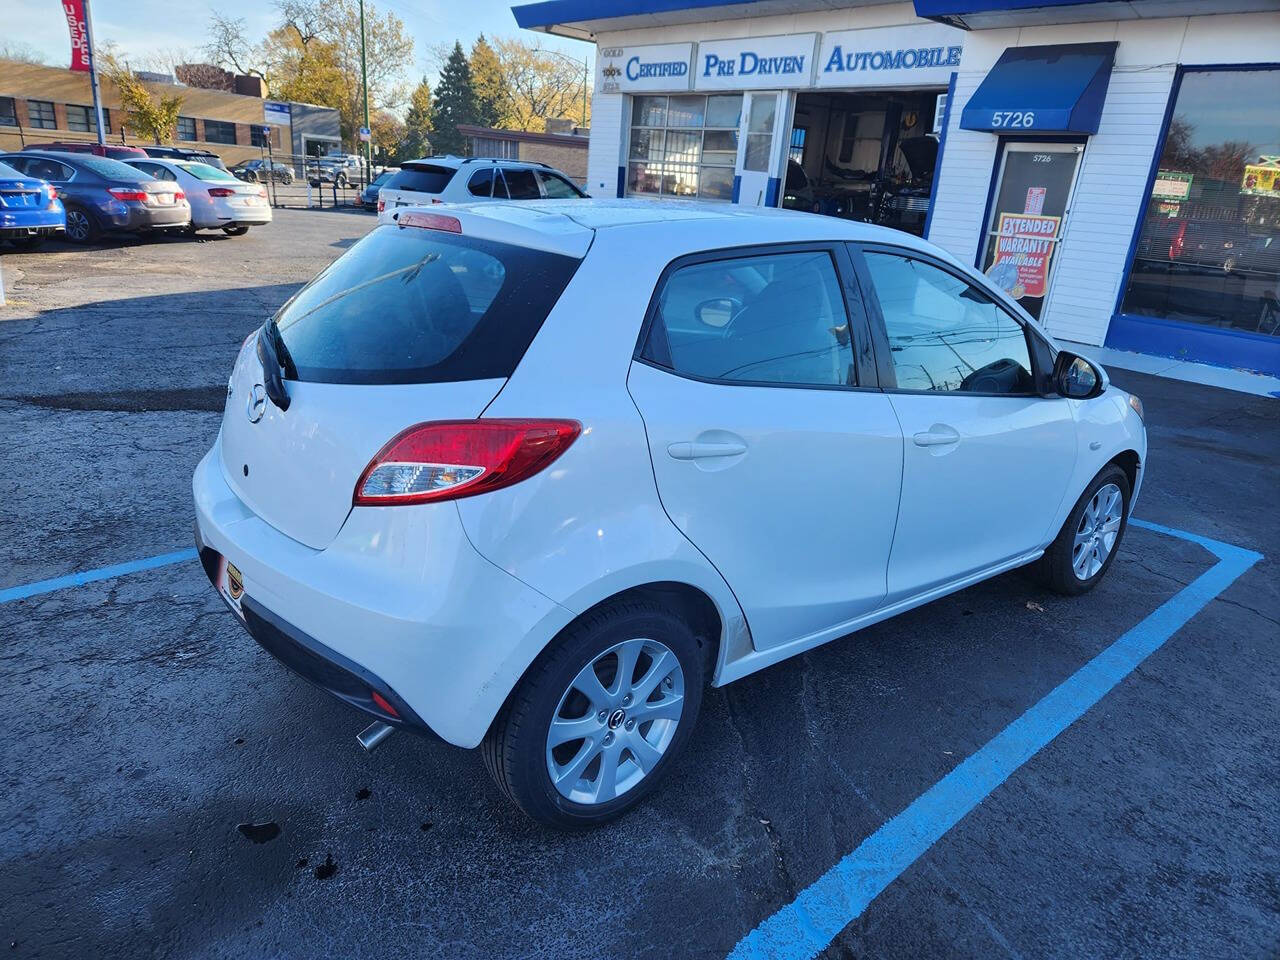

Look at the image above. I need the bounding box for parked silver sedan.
[126,157,272,237]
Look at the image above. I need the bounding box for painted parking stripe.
[728,519,1262,960]
[0,548,197,604]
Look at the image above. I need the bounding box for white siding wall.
[587,90,625,197]
[927,11,1280,346]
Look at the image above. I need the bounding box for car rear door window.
[536,170,583,198]
[274,224,582,385]
[385,164,454,194]
[501,167,540,200]
[644,250,855,387]
[23,158,73,182]
[467,168,494,197]
[861,251,1033,394]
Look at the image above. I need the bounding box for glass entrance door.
[980,142,1084,319]
[735,91,783,207]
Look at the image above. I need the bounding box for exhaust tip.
[357,721,395,753]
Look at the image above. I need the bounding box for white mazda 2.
[194,199,1146,828]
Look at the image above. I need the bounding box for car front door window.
[862,251,1034,394]
[537,171,581,198]
[502,167,540,200]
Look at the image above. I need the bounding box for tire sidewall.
[507,606,705,829]
[1058,465,1131,592]
[64,205,96,243]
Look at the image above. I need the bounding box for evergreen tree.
[431,42,477,156]
[470,34,507,129]
[402,76,434,159]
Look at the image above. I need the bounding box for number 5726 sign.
[990,110,1035,128]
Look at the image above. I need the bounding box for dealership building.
[513,0,1280,376]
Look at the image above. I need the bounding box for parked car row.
[0,148,271,248]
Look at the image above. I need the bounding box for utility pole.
[359,0,371,186]
[83,0,107,146]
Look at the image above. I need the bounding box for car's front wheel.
[1033,464,1131,595]
[483,599,705,829]
[223,226,250,236]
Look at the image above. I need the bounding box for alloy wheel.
[65,209,90,242]
[545,638,685,805]
[1072,482,1123,580]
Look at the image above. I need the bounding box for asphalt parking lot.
[1,208,1276,959]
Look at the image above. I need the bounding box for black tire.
[482,599,705,829]
[223,225,249,236]
[63,205,99,244]
[245,171,259,183]
[1032,464,1131,596]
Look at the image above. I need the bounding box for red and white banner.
[63,0,91,72]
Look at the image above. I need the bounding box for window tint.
[648,250,854,387]
[386,163,453,194]
[537,170,582,198]
[21,158,73,182]
[862,252,1033,394]
[275,225,582,385]
[72,154,151,181]
[184,162,236,182]
[502,167,540,200]
[0,160,21,178]
[467,168,494,197]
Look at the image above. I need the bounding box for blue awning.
[960,42,1118,135]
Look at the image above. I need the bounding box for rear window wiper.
[256,318,297,411]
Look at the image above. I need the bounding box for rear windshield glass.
[384,164,453,194]
[0,160,22,179]
[274,224,582,385]
[183,162,238,181]
[67,154,151,182]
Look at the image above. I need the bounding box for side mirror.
[695,297,738,329]
[1053,351,1105,399]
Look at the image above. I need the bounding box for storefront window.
[1120,68,1280,337]
[627,94,742,201]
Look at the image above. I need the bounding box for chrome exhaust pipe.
[357,721,395,752]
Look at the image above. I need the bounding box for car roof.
[388,198,943,262]
[401,155,556,172]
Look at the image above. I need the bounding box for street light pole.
[358,0,371,184]
[83,0,107,147]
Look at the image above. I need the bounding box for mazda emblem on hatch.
[246,383,267,423]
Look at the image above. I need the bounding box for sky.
[8,0,592,86]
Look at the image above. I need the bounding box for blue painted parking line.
[727,519,1262,960]
[0,548,198,604]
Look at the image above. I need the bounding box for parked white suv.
[194,200,1146,828]
[376,156,586,215]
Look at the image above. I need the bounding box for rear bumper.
[0,207,64,234]
[191,436,570,747]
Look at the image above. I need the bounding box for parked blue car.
[0,158,65,249]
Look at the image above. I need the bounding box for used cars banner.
[62,0,90,72]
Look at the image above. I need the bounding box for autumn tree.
[401,77,434,159]
[101,54,184,144]
[470,35,506,129]
[370,110,406,164]
[431,43,477,156]
[492,38,590,131]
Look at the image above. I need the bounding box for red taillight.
[47,186,58,201]
[377,198,385,213]
[397,211,461,233]
[208,187,235,197]
[354,419,581,507]
[108,188,148,202]
[174,191,186,202]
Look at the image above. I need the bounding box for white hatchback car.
[194,200,1146,828]
[127,157,272,236]
[376,156,586,215]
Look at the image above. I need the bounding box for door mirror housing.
[1053,351,1105,399]
[695,297,739,329]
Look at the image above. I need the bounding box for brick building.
[0,60,341,166]
[458,123,589,184]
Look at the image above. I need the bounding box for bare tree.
[0,40,49,65]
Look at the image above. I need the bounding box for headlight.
[1128,393,1145,422]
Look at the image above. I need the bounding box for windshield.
[275,224,582,385]
[183,162,238,182]
[67,154,152,182]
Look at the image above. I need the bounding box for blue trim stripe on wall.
[923,71,957,241]
[764,176,781,208]
[731,174,741,204]
[616,165,626,198]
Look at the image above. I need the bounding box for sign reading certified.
[695,34,818,91]
[816,24,962,89]
[597,43,694,94]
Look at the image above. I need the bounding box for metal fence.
[237,153,386,211]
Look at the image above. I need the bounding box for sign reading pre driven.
[694,35,819,91]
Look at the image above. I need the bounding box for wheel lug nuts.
[664,677,673,689]
[603,732,614,745]
[625,719,635,731]
[622,694,632,706]
[597,711,607,723]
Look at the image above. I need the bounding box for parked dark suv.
[0,151,191,243]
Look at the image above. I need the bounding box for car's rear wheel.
[223,226,250,236]
[1033,464,1130,595]
[482,599,705,829]
[63,205,99,244]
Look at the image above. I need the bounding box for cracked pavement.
[1,209,1277,959]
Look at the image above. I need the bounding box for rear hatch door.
[219,217,586,549]
[379,162,455,208]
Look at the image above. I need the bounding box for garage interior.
[784,89,947,236]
